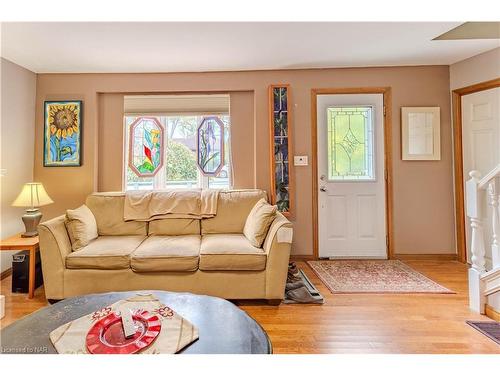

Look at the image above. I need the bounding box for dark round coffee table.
[0,291,272,354]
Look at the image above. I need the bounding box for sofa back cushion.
[201,190,268,234]
[148,218,200,235]
[86,193,147,236]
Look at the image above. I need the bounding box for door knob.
[320,174,326,181]
[320,186,327,192]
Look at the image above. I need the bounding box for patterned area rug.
[307,260,454,294]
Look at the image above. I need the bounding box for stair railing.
[466,164,500,313]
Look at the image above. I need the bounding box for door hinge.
[383,105,386,116]
[384,169,388,181]
[386,235,389,250]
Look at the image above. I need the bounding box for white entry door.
[462,87,500,264]
[317,94,387,258]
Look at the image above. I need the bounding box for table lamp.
[12,182,54,237]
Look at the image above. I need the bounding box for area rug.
[307,260,454,294]
[466,321,500,345]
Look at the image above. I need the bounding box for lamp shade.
[12,182,54,208]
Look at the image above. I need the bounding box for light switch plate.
[0,169,7,177]
[294,155,308,166]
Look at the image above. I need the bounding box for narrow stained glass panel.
[273,87,290,213]
[327,107,374,181]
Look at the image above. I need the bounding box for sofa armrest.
[263,213,293,299]
[38,215,71,300]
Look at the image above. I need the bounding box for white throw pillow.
[65,205,98,251]
[243,198,277,248]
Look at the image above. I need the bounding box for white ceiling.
[1,22,499,73]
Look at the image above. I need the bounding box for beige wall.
[98,93,124,191]
[0,58,36,272]
[34,66,455,256]
[450,47,500,90]
[229,91,255,189]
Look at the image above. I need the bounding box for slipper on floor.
[285,286,324,304]
[286,280,305,291]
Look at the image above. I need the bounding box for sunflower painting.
[44,101,82,166]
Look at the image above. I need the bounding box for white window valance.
[124,94,230,116]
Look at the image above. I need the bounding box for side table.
[0,234,40,298]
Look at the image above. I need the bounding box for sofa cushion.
[201,190,267,234]
[199,234,267,271]
[243,198,277,247]
[65,205,98,251]
[86,193,147,236]
[65,236,146,270]
[148,219,200,236]
[131,235,200,272]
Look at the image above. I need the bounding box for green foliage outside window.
[166,141,198,181]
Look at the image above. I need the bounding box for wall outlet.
[294,155,308,166]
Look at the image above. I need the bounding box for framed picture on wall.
[43,100,82,166]
[401,106,440,160]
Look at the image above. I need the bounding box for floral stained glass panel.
[197,116,224,176]
[128,117,164,177]
[327,107,374,180]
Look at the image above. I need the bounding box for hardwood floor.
[240,260,500,354]
[1,260,499,353]
[0,278,47,330]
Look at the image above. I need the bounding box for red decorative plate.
[86,310,161,354]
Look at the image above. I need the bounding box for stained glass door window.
[327,106,375,181]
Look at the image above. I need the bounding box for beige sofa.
[38,190,293,303]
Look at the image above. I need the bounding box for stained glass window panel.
[272,87,290,213]
[327,107,374,181]
[197,116,224,176]
[128,117,164,177]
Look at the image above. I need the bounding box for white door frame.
[311,87,394,260]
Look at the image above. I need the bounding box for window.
[124,114,231,190]
[327,106,374,181]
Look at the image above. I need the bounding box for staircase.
[466,165,500,313]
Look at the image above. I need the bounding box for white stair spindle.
[488,180,500,269]
[466,170,486,313]
[496,203,500,268]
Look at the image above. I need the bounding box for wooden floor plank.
[1,260,499,353]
